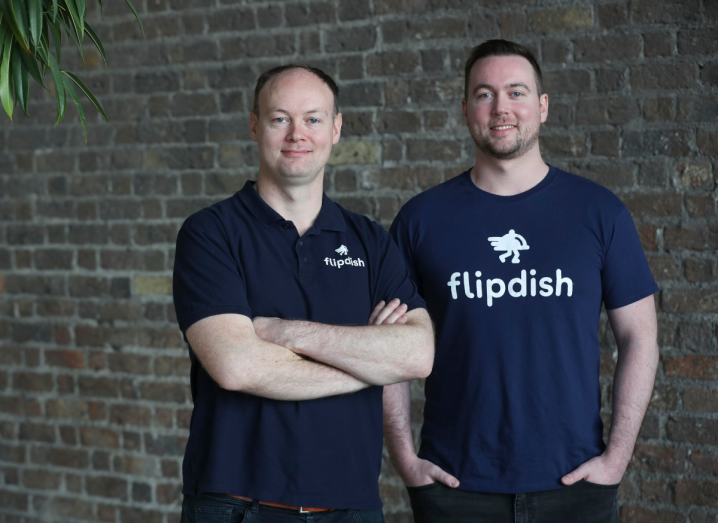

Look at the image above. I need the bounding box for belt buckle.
[299,507,310,514]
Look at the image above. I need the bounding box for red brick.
[108,353,152,375]
[684,389,718,412]
[19,423,55,443]
[631,444,687,473]
[54,326,72,345]
[79,376,120,398]
[689,449,718,475]
[162,459,180,478]
[98,504,117,522]
[114,455,157,475]
[641,479,674,503]
[665,355,718,380]
[89,401,108,421]
[140,382,188,403]
[45,399,89,420]
[110,405,152,427]
[667,416,718,444]
[23,469,61,490]
[48,448,89,468]
[620,507,686,523]
[54,497,94,520]
[119,507,163,523]
[157,483,182,504]
[623,194,682,218]
[665,225,718,251]
[685,259,716,282]
[648,256,680,280]
[80,427,120,449]
[636,224,658,251]
[675,479,718,506]
[45,350,84,369]
[0,490,28,510]
[662,290,718,314]
[686,194,716,218]
[87,476,128,500]
[13,372,53,392]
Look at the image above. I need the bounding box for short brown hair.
[464,40,543,99]
[252,64,340,117]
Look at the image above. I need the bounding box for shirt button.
[298,241,303,246]
[303,258,307,262]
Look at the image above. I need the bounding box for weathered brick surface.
[0,1,715,522]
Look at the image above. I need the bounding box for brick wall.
[0,0,716,521]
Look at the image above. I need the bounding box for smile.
[491,125,516,130]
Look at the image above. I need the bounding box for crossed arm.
[186,299,434,401]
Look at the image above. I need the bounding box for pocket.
[406,482,442,492]
[195,505,233,523]
[578,479,620,490]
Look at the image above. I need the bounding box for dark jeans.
[180,493,385,523]
[407,481,619,523]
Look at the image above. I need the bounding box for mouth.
[282,150,312,156]
[490,125,516,131]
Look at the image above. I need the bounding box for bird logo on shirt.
[335,245,349,256]
[488,230,530,264]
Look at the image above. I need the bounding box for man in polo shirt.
[385,40,659,522]
[172,64,434,522]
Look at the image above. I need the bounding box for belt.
[223,494,335,513]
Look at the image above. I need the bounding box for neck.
[470,146,549,196]
[255,172,324,236]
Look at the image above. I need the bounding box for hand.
[397,454,460,488]
[368,299,409,326]
[561,452,626,486]
[253,317,290,347]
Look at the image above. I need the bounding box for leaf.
[0,31,14,120]
[9,0,29,45]
[28,0,42,48]
[19,43,44,87]
[63,70,108,122]
[62,72,86,142]
[75,0,85,24]
[0,0,30,53]
[64,0,84,43]
[58,14,84,68]
[48,15,61,63]
[11,44,28,115]
[46,50,65,126]
[124,0,144,37]
[84,21,105,66]
[96,0,102,12]
[51,0,57,22]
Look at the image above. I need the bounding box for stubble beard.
[471,120,541,160]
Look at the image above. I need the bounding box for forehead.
[468,55,537,90]
[259,70,334,113]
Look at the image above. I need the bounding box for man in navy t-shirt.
[172,64,434,522]
[385,40,659,522]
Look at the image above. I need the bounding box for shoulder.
[179,194,245,237]
[397,171,469,221]
[333,201,390,245]
[552,167,627,216]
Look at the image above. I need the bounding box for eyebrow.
[473,82,532,95]
[270,108,328,115]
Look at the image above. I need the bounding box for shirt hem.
[183,482,383,510]
[454,478,570,494]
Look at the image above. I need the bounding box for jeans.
[407,481,619,523]
[180,493,385,523]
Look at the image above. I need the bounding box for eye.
[273,117,288,123]
[511,92,524,97]
[308,118,321,124]
[479,92,492,99]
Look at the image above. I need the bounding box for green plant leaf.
[64,0,83,43]
[0,16,6,55]
[28,0,42,48]
[0,31,14,120]
[76,0,85,24]
[58,14,84,68]
[11,43,28,115]
[84,21,105,66]
[63,70,108,122]
[0,0,30,53]
[124,0,144,36]
[46,50,65,125]
[62,72,86,142]
[48,15,61,63]
[96,0,102,12]
[9,0,29,45]
[51,0,58,22]
[19,43,44,87]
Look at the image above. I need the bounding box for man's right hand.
[368,298,409,325]
[397,454,460,488]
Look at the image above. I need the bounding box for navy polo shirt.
[391,166,659,494]
[172,181,425,509]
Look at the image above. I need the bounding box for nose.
[287,122,305,142]
[491,93,509,116]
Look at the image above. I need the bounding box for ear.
[332,112,342,145]
[539,94,549,124]
[250,111,259,142]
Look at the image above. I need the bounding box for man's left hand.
[561,453,626,486]
[253,317,292,347]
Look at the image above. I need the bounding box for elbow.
[213,367,249,392]
[406,339,435,381]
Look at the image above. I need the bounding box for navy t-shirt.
[173,181,425,509]
[390,166,659,494]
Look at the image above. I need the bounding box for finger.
[376,299,402,324]
[429,467,460,488]
[397,315,409,324]
[368,301,385,325]
[382,303,408,325]
[561,465,588,486]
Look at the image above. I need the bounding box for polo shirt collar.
[237,180,346,232]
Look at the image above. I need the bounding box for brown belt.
[223,494,335,513]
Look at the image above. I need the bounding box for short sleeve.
[390,211,422,295]
[172,211,252,334]
[372,224,426,313]
[601,207,660,310]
